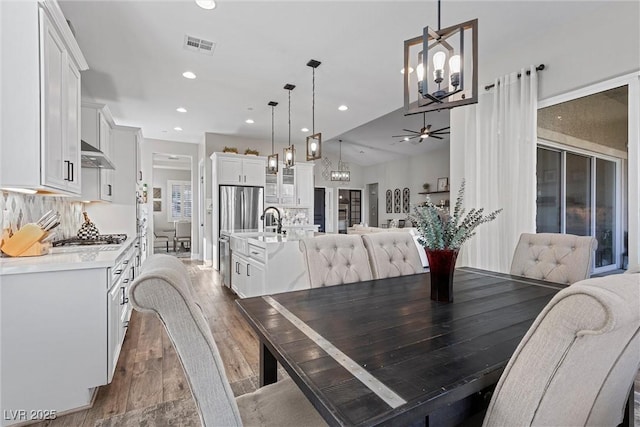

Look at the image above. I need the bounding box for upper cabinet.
[265,162,315,208]
[81,104,116,202]
[214,153,266,187]
[295,163,315,207]
[0,1,88,195]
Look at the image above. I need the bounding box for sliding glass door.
[536,146,620,272]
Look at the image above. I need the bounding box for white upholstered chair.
[361,232,425,279]
[174,221,191,252]
[483,273,640,426]
[510,233,598,285]
[129,254,326,427]
[299,234,373,287]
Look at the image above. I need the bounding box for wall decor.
[153,201,162,212]
[321,157,332,181]
[437,177,449,191]
[394,188,401,213]
[153,187,162,199]
[402,188,410,213]
[386,190,392,213]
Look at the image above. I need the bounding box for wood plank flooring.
[30,261,640,426]
[32,261,262,427]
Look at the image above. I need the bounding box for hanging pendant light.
[403,0,478,115]
[330,139,350,182]
[306,59,322,161]
[267,101,278,174]
[283,84,295,168]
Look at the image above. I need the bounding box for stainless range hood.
[81,140,115,169]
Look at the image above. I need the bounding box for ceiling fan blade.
[430,135,444,140]
[430,126,450,134]
[402,129,419,134]
[392,134,415,138]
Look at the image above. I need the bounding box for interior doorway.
[314,188,326,232]
[338,189,362,233]
[367,183,378,227]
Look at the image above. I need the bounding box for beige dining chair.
[129,254,326,427]
[299,234,373,287]
[174,221,191,252]
[361,232,424,279]
[153,232,170,253]
[510,233,598,285]
[483,273,640,426]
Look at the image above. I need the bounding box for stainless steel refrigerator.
[218,185,264,286]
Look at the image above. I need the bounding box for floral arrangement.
[222,146,238,153]
[244,148,260,155]
[410,179,502,250]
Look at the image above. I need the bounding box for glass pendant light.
[283,84,295,168]
[267,101,278,174]
[306,59,322,161]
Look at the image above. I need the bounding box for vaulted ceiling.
[59,1,611,166]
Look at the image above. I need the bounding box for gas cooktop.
[53,234,127,247]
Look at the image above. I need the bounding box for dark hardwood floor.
[30,261,640,426]
[33,261,262,426]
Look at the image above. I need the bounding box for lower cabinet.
[231,252,265,298]
[0,241,137,421]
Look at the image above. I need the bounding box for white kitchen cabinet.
[214,153,266,187]
[295,163,315,207]
[265,163,295,204]
[0,240,137,422]
[0,2,87,195]
[231,253,248,298]
[81,104,115,202]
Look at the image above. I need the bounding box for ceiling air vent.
[184,35,216,55]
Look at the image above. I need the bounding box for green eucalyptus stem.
[409,179,502,250]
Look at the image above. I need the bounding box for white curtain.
[461,66,538,273]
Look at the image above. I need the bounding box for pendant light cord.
[437,0,441,31]
[271,105,275,153]
[288,89,291,147]
[312,68,315,134]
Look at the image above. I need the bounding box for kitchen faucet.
[260,207,282,234]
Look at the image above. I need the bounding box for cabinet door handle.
[239,175,242,182]
[64,160,71,181]
[70,162,74,182]
[120,286,128,305]
[123,260,129,264]
[115,269,123,275]
[244,175,247,183]
[247,264,250,276]
[108,184,112,196]
[139,171,142,181]
[123,278,129,284]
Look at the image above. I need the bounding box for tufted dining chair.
[510,233,598,285]
[483,273,640,426]
[129,254,326,427]
[361,232,425,279]
[299,234,373,287]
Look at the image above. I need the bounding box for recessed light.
[174,127,183,131]
[182,71,196,79]
[195,0,216,10]
[176,107,187,113]
[245,119,254,124]
[338,105,348,111]
[401,67,414,74]
[301,127,309,132]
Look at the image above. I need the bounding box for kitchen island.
[229,231,314,298]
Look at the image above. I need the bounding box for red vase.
[426,248,459,303]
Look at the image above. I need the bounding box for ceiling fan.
[392,113,450,144]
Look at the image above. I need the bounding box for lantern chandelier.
[267,101,278,175]
[330,139,350,182]
[403,0,478,115]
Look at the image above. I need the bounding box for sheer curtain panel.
[461,66,538,273]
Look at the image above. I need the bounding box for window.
[536,146,621,271]
[168,180,192,222]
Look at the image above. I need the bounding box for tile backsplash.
[1,192,84,241]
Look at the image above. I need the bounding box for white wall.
[450,1,640,269]
[362,146,450,226]
[141,138,200,258]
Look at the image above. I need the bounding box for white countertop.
[230,230,318,249]
[0,238,136,276]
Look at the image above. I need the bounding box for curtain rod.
[484,64,545,91]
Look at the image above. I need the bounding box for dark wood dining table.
[236,267,566,426]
